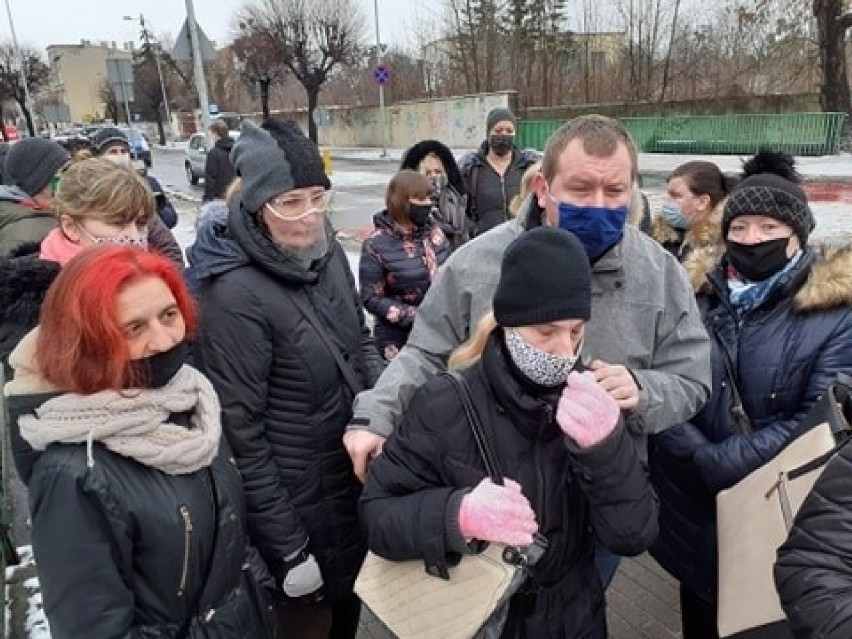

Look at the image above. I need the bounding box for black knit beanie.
[230,120,295,213]
[493,227,592,327]
[722,151,814,244]
[261,119,331,191]
[486,107,515,135]
[5,138,69,196]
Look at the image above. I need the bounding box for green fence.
[517,112,848,156]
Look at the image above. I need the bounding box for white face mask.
[105,154,132,168]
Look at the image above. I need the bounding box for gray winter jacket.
[350,196,712,451]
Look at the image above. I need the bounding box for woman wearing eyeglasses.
[189,120,384,639]
[0,157,183,377]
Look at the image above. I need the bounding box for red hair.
[36,245,196,394]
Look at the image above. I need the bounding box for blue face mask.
[551,195,627,261]
[661,202,689,230]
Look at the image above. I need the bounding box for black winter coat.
[190,203,384,604]
[775,438,852,638]
[650,246,852,602]
[203,137,236,202]
[458,143,540,236]
[361,332,658,638]
[147,175,179,229]
[359,211,451,360]
[400,140,469,249]
[6,385,272,639]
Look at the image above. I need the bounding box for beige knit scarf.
[18,365,221,475]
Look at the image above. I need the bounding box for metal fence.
[517,112,848,156]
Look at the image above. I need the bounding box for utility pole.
[4,0,34,134]
[185,0,212,140]
[374,0,387,157]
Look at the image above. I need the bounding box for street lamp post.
[374,0,387,158]
[125,13,173,146]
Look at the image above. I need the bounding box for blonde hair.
[54,157,154,226]
[448,312,499,370]
[509,161,542,217]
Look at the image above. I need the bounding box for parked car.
[184,130,239,186]
[121,127,152,169]
[2,125,20,142]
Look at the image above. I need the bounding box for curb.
[164,185,201,204]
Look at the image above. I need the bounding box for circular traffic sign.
[373,64,391,85]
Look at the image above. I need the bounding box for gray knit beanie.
[486,107,516,134]
[230,120,296,214]
[90,126,130,154]
[5,138,69,197]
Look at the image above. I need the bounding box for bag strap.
[714,326,753,436]
[443,370,504,485]
[289,292,364,396]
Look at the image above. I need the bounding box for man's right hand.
[343,429,386,483]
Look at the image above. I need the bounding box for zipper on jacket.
[177,505,193,597]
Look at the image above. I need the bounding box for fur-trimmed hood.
[400,139,466,195]
[683,243,852,313]
[0,243,59,327]
[650,200,724,255]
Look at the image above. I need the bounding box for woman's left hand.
[557,371,621,449]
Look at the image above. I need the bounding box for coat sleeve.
[567,422,659,556]
[28,460,141,639]
[775,446,852,638]
[202,149,219,202]
[358,238,418,328]
[194,278,309,577]
[693,314,852,493]
[628,254,712,435]
[147,217,184,270]
[146,176,178,229]
[350,249,470,437]
[360,383,464,574]
[337,244,383,386]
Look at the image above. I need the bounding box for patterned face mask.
[76,223,148,249]
[504,328,580,387]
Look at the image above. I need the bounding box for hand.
[557,371,621,449]
[343,429,385,483]
[281,553,324,598]
[458,478,538,547]
[588,359,640,412]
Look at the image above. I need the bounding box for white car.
[184,130,240,186]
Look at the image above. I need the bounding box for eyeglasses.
[76,222,148,248]
[265,190,332,222]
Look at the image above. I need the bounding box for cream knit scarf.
[18,365,221,475]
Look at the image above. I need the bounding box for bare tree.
[232,17,289,119]
[813,0,852,115]
[239,0,366,142]
[97,79,120,124]
[0,44,49,135]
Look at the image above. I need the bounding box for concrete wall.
[261,91,516,148]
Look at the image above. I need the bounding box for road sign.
[209,104,220,115]
[373,64,390,86]
[171,18,217,62]
[312,106,331,127]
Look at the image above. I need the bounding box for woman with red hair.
[3,246,272,638]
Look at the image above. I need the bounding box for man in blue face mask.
[345,114,712,588]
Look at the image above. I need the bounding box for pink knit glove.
[557,371,621,449]
[458,478,538,547]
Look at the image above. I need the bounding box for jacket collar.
[686,243,852,312]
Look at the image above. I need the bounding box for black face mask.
[725,237,793,282]
[489,134,514,157]
[408,204,432,227]
[129,340,189,389]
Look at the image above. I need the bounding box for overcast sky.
[4,0,439,57]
